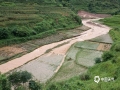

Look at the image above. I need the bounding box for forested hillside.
[0,0,120,14]
[65,0,120,14]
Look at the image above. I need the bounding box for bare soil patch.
[0,46,26,61]
[78,11,111,19]
[87,21,103,27]
[97,43,111,51]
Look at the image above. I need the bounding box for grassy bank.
[100,15,120,41]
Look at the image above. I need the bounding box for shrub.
[112,58,116,63]
[26,27,37,35]
[0,27,9,39]
[12,26,30,37]
[34,21,52,33]
[56,17,69,28]
[29,80,42,90]
[74,15,82,25]
[47,83,59,90]
[114,67,120,80]
[111,42,120,52]
[80,73,90,81]
[20,71,32,83]
[33,26,43,33]
[102,51,114,62]
[71,14,82,25]
[0,29,56,47]
[95,57,101,63]
[8,71,32,86]
[0,74,11,90]
[15,86,27,90]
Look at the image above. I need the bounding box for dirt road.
[0,18,110,74]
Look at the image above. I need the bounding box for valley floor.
[0,18,111,83]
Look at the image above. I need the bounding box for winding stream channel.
[0,18,110,82]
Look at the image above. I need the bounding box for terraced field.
[76,49,102,67]
[75,41,99,50]
[15,53,64,83]
[51,33,113,82]
[89,34,113,44]
[0,4,72,26]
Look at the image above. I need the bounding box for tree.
[29,80,42,90]
[71,14,82,25]
[102,51,114,62]
[0,74,11,90]
[8,71,22,86]
[95,57,101,63]
[12,26,30,37]
[111,42,120,52]
[21,71,32,84]
[0,28,9,39]
[8,71,32,89]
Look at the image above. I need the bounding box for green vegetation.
[0,29,56,47]
[8,71,32,89]
[0,0,120,15]
[0,28,9,39]
[8,71,32,85]
[0,71,43,90]
[29,80,42,90]
[102,51,114,62]
[0,74,11,90]
[59,0,120,14]
[94,57,101,64]
[100,15,120,41]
